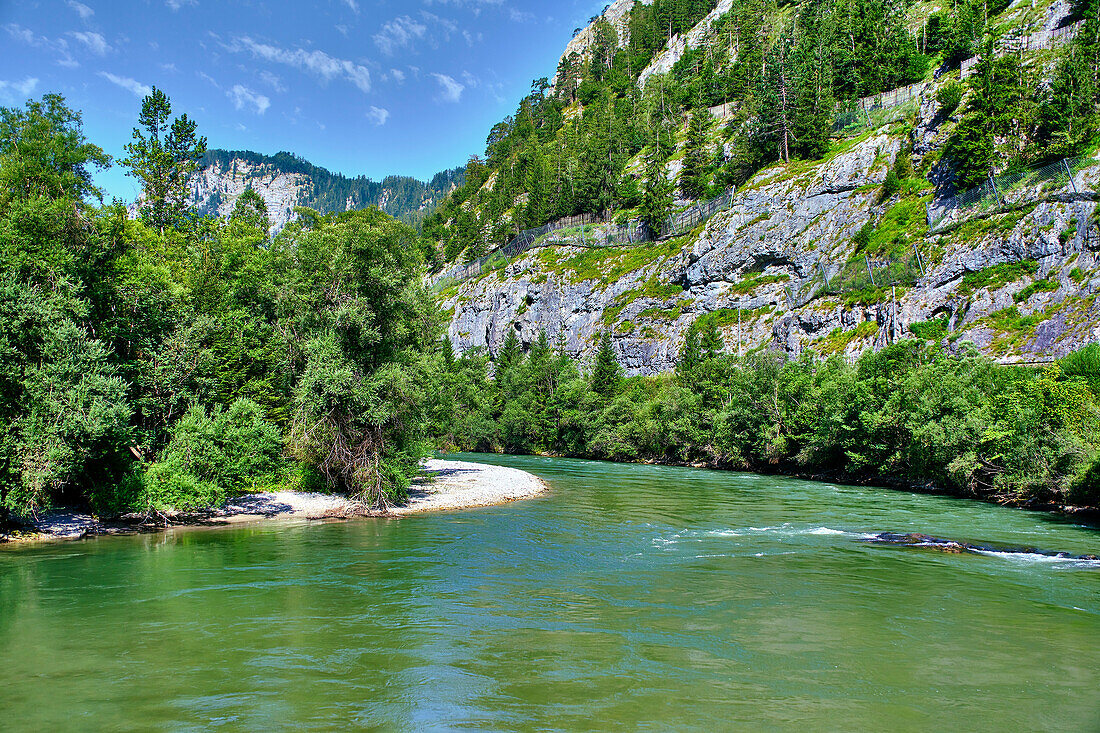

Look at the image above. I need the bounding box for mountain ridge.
[190,149,464,232]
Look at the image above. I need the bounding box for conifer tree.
[122,87,206,234]
[677,327,702,378]
[699,317,724,359]
[680,102,711,200]
[591,331,621,398]
[640,149,673,233]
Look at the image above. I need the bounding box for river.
[1,454,1098,731]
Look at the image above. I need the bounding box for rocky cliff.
[190,150,463,232]
[442,93,1100,374]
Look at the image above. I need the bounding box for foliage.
[936,82,964,117]
[0,93,440,519]
[426,0,936,263]
[435,335,1100,507]
[122,87,207,233]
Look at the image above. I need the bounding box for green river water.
[1,454,1098,731]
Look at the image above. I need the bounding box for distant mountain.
[190,149,464,232]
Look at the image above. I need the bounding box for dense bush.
[0,93,439,519]
[433,335,1100,507]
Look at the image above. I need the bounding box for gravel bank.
[393,458,549,515]
[1,458,546,545]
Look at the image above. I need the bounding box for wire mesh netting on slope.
[927,157,1095,232]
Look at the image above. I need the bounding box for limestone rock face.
[189,158,310,232]
[551,0,648,88]
[637,0,736,88]
[442,91,1100,375]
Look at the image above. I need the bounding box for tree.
[285,209,438,508]
[0,94,110,205]
[0,95,111,283]
[677,327,702,378]
[230,187,269,235]
[591,330,621,398]
[699,317,724,359]
[759,35,796,164]
[122,87,207,234]
[680,103,711,199]
[640,149,673,233]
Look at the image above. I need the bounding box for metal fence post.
[865,255,877,288]
[1063,158,1078,193]
[912,242,926,277]
[818,261,831,291]
[988,175,1004,208]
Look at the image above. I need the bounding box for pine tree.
[759,35,796,164]
[524,147,552,228]
[591,331,621,398]
[640,149,673,233]
[699,317,724,359]
[498,330,522,373]
[680,102,711,200]
[677,327,702,378]
[122,87,206,234]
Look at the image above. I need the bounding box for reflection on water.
[1,454,1098,731]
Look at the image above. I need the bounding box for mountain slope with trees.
[190,148,464,233]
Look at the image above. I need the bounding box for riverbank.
[475,449,1100,523]
[0,458,548,546]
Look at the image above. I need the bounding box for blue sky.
[0,0,605,201]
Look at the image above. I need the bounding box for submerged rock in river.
[863,532,1100,563]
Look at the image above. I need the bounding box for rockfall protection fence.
[784,250,927,309]
[926,156,1093,232]
[661,187,736,238]
[961,20,1084,78]
[440,215,654,283]
[831,81,927,135]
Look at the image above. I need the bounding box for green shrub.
[133,398,284,513]
[879,169,901,203]
[1059,220,1078,247]
[141,461,225,514]
[936,82,963,117]
[853,221,874,251]
[1060,344,1100,396]
[1013,279,1059,303]
[960,261,1038,295]
[909,316,950,340]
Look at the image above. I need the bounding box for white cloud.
[231,36,371,93]
[98,72,151,97]
[0,77,39,102]
[259,70,285,93]
[373,11,458,55]
[390,68,406,83]
[340,0,359,12]
[335,24,349,37]
[165,0,197,10]
[6,23,78,67]
[373,15,427,55]
[431,72,464,103]
[228,84,270,114]
[509,8,535,23]
[366,106,389,125]
[67,1,94,19]
[197,70,220,88]
[70,31,110,55]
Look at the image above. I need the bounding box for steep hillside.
[191,149,464,231]
[434,0,1100,371]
